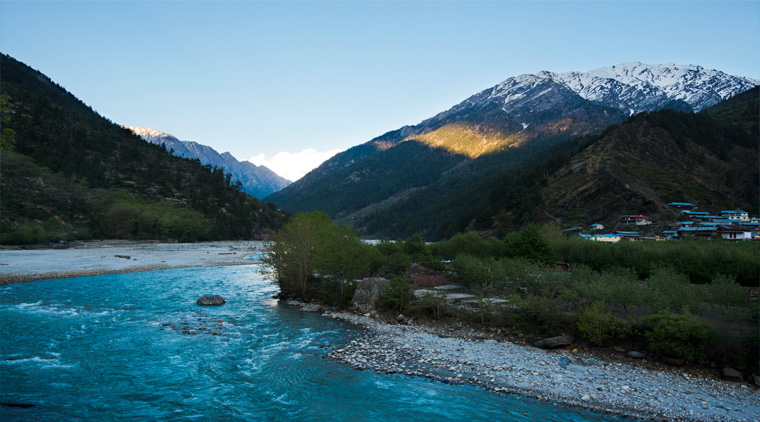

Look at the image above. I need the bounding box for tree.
[316,223,372,301]
[1,94,16,150]
[261,211,337,296]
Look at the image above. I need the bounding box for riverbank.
[0,240,264,285]
[325,312,760,422]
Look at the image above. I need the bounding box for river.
[0,265,627,421]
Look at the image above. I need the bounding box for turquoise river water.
[1,265,629,421]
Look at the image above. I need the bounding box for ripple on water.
[1,265,629,422]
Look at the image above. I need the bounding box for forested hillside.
[459,86,760,237]
[0,54,287,243]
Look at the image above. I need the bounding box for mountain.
[124,126,291,199]
[267,62,758,238]
[465,86,760,236]
[0,53,288,244]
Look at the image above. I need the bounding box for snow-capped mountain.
[125,127,291,199]
[486,61,759,116]
[269,61,758,229]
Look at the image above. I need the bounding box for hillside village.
[577,203,759,243]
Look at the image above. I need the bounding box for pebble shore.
[325,312,760,422]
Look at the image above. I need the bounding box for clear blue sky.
[2,1,759,179]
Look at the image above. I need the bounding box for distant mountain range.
[268,62,759,239]
[125,127,291,199]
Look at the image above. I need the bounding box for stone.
[753,375,760,386]
[196,295,225,306]
[721,367,743,382]
[533,334,573,349]
[396,314,406,324]
[613,346,625,353]
[351,277,389,314]
[558,356,572,369]
[301,303,322,312]
[626,351,646,359]
[662,357,686,367]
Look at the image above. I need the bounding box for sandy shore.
[0,240,265,285]
[326,312,760,422]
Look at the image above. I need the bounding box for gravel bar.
[326,312,760,422]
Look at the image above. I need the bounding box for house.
[594,234,621,243]
[668,202,696,209]
[409,263,449,287]
[615,231,642,241]
[680,210,709,217]
[710,219,740,225]
[719,227,753,241]
[721,210,749,221]
[691,214,721,222]
[620,215,652,225]
[661,230,680,240]
[590,223,604,231]
[677,226,717,237]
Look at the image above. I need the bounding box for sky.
[1,1,759,181]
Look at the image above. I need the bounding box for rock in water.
[197,295,225,306]
[301,303,323,312]
[533,334,573,349]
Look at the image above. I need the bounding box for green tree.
[316,222,373,301]
[262,211,334,295]
[0,94,15,150]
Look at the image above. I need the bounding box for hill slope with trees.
[0,54,288,243]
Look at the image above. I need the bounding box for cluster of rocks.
[324,312,760,422]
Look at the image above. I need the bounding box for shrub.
[418,291,447,320]
[379,275,414,313]
[646,266,706,313]
[640,310,713,361]
[577,301,626,346]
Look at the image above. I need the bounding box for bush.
[640,310,713,361]
[504,224,552,263]
[577,302,626,346]
[379,275,414,313]
[646,266,707,313]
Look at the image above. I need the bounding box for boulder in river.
[196,295,225,306]
[301,303,323,313]
[352,277,389,314]
[533,334,573,349]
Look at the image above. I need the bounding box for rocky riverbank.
[0,240,265,285]
[324,312,760,422]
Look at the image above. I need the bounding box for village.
[574,203,760,243]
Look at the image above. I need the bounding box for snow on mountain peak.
[123,126,177,142]
[486,62,759,115]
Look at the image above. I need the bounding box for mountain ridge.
[268,62,758,239]
[124,126,291,199]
